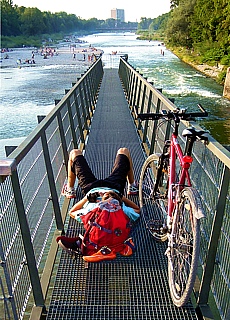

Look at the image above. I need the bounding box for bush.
[218,69,227,84]
[1,35,42,48]
[220,55,230,66]
[200,48,224,64]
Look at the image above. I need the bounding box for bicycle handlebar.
[136,104,208,121]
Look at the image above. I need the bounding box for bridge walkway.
[46,69,198,319]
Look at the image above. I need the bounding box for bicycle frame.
[168,133,193,218]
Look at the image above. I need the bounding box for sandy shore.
[0,45,103,69]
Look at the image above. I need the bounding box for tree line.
[1,0,137,37]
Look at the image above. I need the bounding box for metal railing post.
[37,119,64,231]
[140,83,146,114]
[128,71,135,105]
[0,240,18,319]
[142,91,152,144]
[79,84,90,128]
[149,97,163,154]
[85,73,94,112]
[67,98,80,148]
[57,112,69,169]
[197,165,230,305]
[131,74,139,111]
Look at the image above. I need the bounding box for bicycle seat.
[182,127,209,141]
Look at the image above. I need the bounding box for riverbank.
[185,61,224,80]
[171,49,230,100]
[167,46,227,84]
[0,45,103,69]
[138,32,227,85]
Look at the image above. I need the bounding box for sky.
[13,0,171,22]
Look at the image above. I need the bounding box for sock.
[130,181,136,187]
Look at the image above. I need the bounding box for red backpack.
[80,199,132,256]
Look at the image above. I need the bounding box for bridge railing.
[0,58,103,320]
[119,57,230,320]
[102,53,128,69]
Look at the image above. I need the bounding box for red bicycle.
[138,105,208,307]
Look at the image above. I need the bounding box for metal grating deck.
[47,69,198,319]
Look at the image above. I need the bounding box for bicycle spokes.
[168,188,201,307]
[139,154,168,242]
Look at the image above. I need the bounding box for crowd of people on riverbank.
[1,44,103,68]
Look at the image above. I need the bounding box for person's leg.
[116,148,135,185]
[103,147,138,195]
[64,148,99,196]
[116,148,138,195]
[67,149,82,188]
[62,149,82,198]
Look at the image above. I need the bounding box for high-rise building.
[111,8,125,23]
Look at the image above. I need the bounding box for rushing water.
[83,33,230,145]
[1,32,230,158]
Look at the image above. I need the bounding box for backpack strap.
[92,222,113,234]
[82,212,97,250]
[124,238,136,252]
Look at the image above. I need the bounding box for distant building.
[111,8,125,23]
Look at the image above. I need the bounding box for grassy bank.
[1,31,90,49]
[1,34,62,49]
[136,30,165,42]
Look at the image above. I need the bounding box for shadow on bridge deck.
[47,69,198,319]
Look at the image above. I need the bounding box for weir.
[0,56,229,320]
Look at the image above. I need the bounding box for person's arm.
[69,196,88,214]
[122,196,140,214]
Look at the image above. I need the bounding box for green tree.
[19,7,46,35]
[166,0,196,47]
[138,17,153,30]
[1,0,20,35]
[103,18,116,29]
[165,0,230,66]
[195,0,230,45]
[42,11,54,34]
[170,0,180,8]
[82,18,100,31]
[149,12,170,31]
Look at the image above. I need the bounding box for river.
[1,32,230,158]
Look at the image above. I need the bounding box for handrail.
[119,57,230,320]
[0,58,103,320]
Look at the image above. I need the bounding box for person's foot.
[83,247,116,262]
[120,238,135,256]
[56,236,81,254]
[127,181,139,195]
[61,184,76,199]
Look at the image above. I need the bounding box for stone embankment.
[223,67,230,100]
[191,63,224,79]
[191,63,230,100]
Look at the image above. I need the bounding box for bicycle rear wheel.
[168,187,202,307]
[139,153,168,242]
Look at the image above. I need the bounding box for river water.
[1,32,230,157]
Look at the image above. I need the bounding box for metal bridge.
[0,56,229,320]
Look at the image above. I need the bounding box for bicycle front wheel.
[168,187,202,307]
[139,153,168,242]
